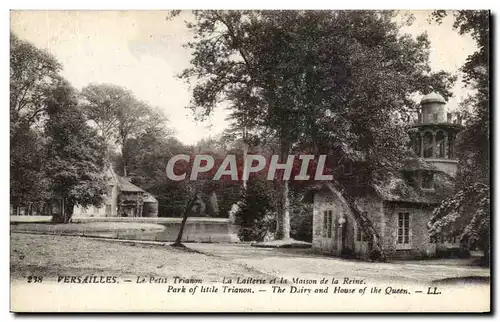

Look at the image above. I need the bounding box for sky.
[10,10,477,145]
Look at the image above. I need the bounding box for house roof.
[304,169,454,206]
[117,176,146,193]
[104,164,119,185]
[372,177,441,205]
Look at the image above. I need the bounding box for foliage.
[44,80,108,222]
[80,83,169,176]
[429,183,489,248]
[235,177,276,241]
[177,10,455,239]
[10,32,62,129]
[289,192,313,242]
[429,10,490,259]
[10,123,50,206]
[10,32,62,208]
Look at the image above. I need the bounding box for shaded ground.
[186,243,490,284]
[10,233,270,282]
[252,239,312,248]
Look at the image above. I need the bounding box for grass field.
[10,233,270,281]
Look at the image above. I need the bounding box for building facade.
[309,93,463,260]
[73,166,158,218]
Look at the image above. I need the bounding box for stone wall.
[312,191,366,257]
[353,195,384,258]
[311,190,445,260]
[382,201,437,259]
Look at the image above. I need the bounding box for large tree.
[10,32,62,129]
[10,32,62,210]
[177,10,454,240]
[45,80,108,223]
[80,83,168,176]
[429,10,490,262]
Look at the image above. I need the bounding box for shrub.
[234,178,276,241]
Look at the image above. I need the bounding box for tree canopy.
[178,10,455,239]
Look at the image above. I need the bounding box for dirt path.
[186,243,491,284]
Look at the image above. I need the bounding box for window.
[343,160,353,175]
[436,131,446,158]
[421,171,434,190]
[105,204,112,216]
[448,134,456,159]
[414,133,421,156]
[323,210,333,238]
[446,235,457,244]
[397,212,410,245]
[356,226,370,243]
[433,113,438,122]
[327,210,333,238]
[323,211,328,237]
[423,132,434,158]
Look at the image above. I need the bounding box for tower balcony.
[411,112,464,126]
[422,158,458,177]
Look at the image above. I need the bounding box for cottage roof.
[372,177,442,205]
[117,176,146,193]
[304,166,454,206]
[104,164,119,185]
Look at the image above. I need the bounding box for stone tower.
[410,93,463,182]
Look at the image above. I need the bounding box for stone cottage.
[73,165,158,218]
[306,93,463,259]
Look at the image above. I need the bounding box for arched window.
[421,171,434,190]
[436,131,446,158]
[423,132,434,158]
[448,133,456,159]
[414,133,421,156]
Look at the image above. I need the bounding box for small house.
[306,93,464,260]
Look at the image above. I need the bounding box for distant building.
[73,166,158,218]
[306,93,463,259]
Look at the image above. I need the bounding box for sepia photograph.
[8,7,491,313]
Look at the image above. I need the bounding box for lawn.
[10,233,271,282]
[10,221,165,234]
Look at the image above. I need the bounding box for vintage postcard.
[9,9,490,312]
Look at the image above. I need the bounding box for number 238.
[26,276,43,283]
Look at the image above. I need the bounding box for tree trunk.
[51,199,75,223]
[51,199,64,223]
[63,200,75,223]
[242,127,248,190]
[276,179,291,240]
[172,195,196,247]
[121,136,128,177]
[275,141,291,240]
[242,141,248,190]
